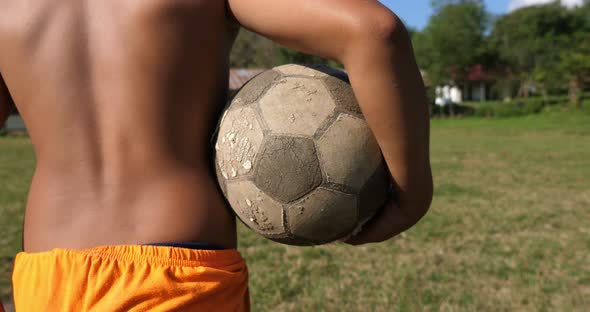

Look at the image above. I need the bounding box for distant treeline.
[230,0,590,108]
[412,0,590,107]
[229,29,340,69]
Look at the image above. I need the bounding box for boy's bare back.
[0,0,239,252]
[0,0,433,253]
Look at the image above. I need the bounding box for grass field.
[1,110,590,311]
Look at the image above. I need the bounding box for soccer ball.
[214,64,389,245]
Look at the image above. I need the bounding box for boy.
[0,0,432,310]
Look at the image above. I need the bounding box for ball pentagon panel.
[232,69,282,107]
[253,135,322,203]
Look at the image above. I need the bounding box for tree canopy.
[411,0,590,104]
[230,29,337,69]
[413,1,489,85]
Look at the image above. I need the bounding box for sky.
[380,0,585,30]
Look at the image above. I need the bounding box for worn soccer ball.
[214,64,389,245]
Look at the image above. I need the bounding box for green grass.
[2,110,590,311]
[0,138,34,304]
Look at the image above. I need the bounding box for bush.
[477,105,495,117]
[432,103,475,117]
[522,99,545,115]
[434,93,582,118]
[469,101,512,117]
[465,94,575,118]
[493,102,525,118]
[542,104,566,114]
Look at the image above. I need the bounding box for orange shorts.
[11,245,249,311]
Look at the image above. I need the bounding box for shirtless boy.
[0,0,432,310]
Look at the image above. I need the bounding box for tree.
[229,29,341,69]
[230,29,280,68]
[277,47,340,68]
[413,1,489,86]
[560,2,590,107]
[489,3,579,98]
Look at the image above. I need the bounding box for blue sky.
[379,0,511,30]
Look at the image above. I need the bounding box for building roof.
[467,64,493,82]
[229,68,265,90]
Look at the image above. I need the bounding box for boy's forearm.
[228,0,432,240]
[343,26,433,225]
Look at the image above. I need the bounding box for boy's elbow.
[348,7,409,48]
[404,175,434,225]
[339,6,411,65]
[415,187,433,222]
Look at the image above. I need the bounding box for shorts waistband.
[147,242,226,250]
[16,245,244,268]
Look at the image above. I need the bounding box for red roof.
[467,64,492,82]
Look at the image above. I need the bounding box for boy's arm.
[0,74,11,128]
[228,0,433,244]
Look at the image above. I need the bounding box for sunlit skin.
[0,0,432,253]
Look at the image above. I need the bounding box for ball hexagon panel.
[316,114,383,191]
[258,77,335,137]
[232,70,282,107]
[286,187,358,242]
[253,136,322,203]
[225,180,285,235]
[215,106,265,181]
